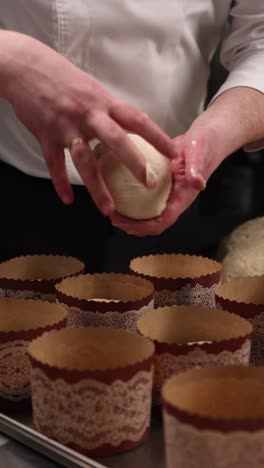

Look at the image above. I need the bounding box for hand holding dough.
[95,134,173,220]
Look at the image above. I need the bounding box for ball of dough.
[95,134,172,220]
[221,246,264,282]
[217,217,264,282]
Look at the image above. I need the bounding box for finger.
[158,180,198,229]
[187,167,206,191]
[41,141,74,205]
[110,101,177,159]
[170,151,186,180]
[70,140,115,216]
[177,137,206,191]
[244,138,264,152]
[86,112,148,186]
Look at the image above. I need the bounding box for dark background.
[200,43,264,258]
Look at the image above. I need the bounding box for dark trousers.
[0,161,202,273]
[0,161,112,272]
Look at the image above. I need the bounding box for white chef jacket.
[0,1,264,183]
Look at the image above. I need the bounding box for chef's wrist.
[0,30,47,103]
[0,31,31,100]
[204,86,264,155]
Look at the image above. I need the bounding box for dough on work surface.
[218,217,264,282]
[95,134,172,220]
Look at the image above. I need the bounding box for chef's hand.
[111,86,264,236]
[0,31,177,215]
[110,128,206,236]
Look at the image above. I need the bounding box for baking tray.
[0,409,165,468]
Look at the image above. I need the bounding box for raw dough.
[95,134,172,219]
[218,217,264,282]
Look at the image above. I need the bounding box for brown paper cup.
[216,276,264,365]
[55,273,154,332]
[28,327,154,457]
[137,305,252,401]
[0,298,67,411]
[0,255,84,302]
[130,254,221,308]
[162,366,264,468]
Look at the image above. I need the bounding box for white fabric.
[0,0,264,183]
[0,435,9,447]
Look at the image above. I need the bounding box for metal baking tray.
[0,409,165,468]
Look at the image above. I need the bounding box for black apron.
[0,161,202,273]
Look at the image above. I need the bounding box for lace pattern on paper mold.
[216,302,264,366]
[154,340,251,391]
[247,312,264,366]
[164,411,264,468]
[154,283,218,308]
[31,367,153,449]
[64,300,154,332]
[0,340,31,400]
[0,287,54,302]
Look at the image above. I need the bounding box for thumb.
[41,140,74,205]
[179,134,207,191]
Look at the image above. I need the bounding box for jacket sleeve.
[212,1,264,99]
[210,1,264,150]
